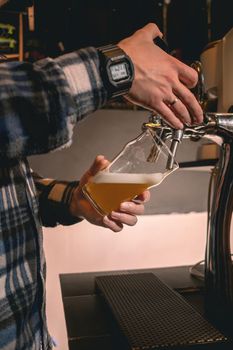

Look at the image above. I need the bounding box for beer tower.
[148,28,233,332]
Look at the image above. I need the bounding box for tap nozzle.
[143,114,184,167]
[167,129,184,170]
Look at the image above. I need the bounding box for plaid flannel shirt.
[0,48,108,350]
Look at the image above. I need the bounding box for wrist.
[66,184,84,222]
[97,44,134,99]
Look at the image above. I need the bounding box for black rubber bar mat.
[96,273,231,349]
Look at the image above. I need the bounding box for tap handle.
[190,61,205,106]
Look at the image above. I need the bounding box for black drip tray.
[96,273,231,350]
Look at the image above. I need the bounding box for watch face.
[110,62,129,81]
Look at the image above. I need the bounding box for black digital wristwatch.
[97,44,134,99]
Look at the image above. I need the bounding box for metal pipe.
[146,112,233,332]
[204,136,233,332]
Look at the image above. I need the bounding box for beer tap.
[144,33,233,333]
[144,109,233,333]
[143,113,217,170]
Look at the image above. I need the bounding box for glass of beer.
[82,128,178,215]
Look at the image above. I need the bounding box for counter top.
[60,266,232,350]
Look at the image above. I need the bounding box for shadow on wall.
[29,109,212,214]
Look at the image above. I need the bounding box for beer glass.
[82,127,178,215]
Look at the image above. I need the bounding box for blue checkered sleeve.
[0,47,108,161]
[0,47,108,350]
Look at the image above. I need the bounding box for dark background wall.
[1,0,233,61]
[33,0,233,62]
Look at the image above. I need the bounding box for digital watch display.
[109,62,129,81]
[97,44,134,99]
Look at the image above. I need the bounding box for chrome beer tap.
[145,109,233,331]
[145,33,233,332]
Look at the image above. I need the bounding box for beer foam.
[92,172,163,185]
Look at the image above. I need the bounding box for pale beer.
[83,172,163,215]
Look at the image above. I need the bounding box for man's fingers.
[119,201,145,216]
[154,102,184,129]
[101,189,151,231]
[134,190,151,203]
[88,155,109,176]
[110,212,138,226]
[177,61,198,89]
[168,97,192,125]
[103,216,123,232]
[173,83,203,124]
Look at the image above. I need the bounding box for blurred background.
[30,0,233,62]
[0,2,233,349]
[1,0,233,62]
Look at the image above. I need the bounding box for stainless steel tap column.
[146,112,233,331]
[204,114,233,331]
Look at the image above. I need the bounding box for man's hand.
[69,155,150,232]
[118,23,203,129]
